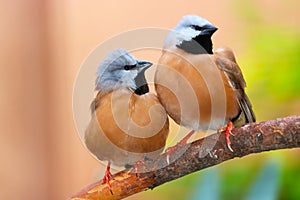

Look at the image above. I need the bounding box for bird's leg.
[219,121,234,152]
[166,130,195,164]
[134,156,153,175]
[134,159,145,175]
[101,161,113,194]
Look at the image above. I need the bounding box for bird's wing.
[215,48,256,123]
[90,91,105,114]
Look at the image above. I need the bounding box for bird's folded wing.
[215,48,256,123]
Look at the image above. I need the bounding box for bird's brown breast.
[85,88,169,166]
[155,48,240,130]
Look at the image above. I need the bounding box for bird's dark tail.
[239,92,256,123]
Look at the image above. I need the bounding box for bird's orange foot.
[166,130,195,164]
[102,162,113,195]
[219,121,234,152]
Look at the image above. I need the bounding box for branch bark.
[70,116,300,200]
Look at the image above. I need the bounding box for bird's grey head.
[95,48,152,95]
[164,15,218,54]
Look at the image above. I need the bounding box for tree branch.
[70,116,300,200]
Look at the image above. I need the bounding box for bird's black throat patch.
[134,70,149,95]
[134,84,149,95]
[177,34,213,54]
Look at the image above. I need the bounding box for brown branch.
[70,116,300,200]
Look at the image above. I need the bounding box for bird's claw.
[166,146,176,165]
[134,159,145,175]
[221,121,234,152]
[226,134,234,152]
[165,130,195,165]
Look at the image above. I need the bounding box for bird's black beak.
[137,61,153,69]
[200,24,218,36]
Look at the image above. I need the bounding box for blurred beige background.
[1,0,299,199]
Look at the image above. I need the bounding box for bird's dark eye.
[191,25,206,31]
[124,64,136,70]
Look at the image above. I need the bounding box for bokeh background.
[1,0,300,199]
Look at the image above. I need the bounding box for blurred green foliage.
[236,0,300,121]
[242,26,300,120]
